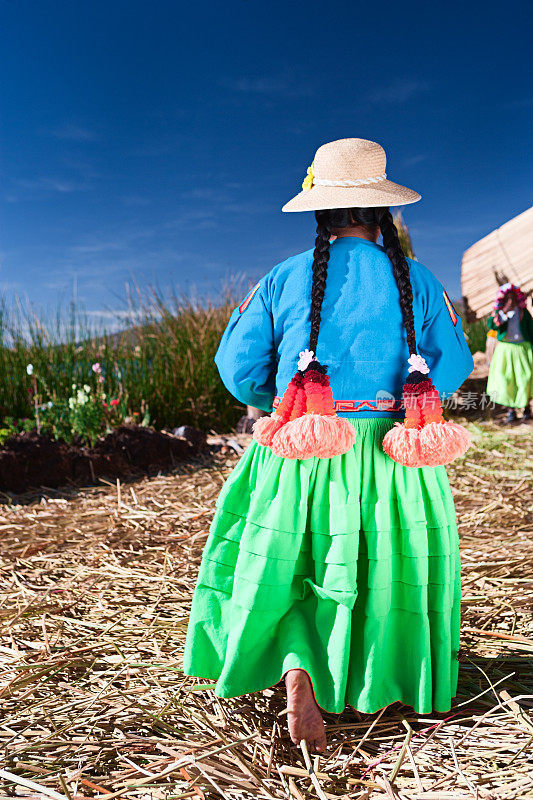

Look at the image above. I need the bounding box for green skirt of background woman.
[183,417,461,715]
[487,341,533,408]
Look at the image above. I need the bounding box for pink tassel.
[383,356,471,468]
[382,424,424,468]
[252,413,285,447]
[418,422,471,466]
[271,414,356,459]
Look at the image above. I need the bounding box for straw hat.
[282,138,421,212]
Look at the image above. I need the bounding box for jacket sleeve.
[417,278,474,395]
[214,277,277,412]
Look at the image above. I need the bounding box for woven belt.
[272,397,402,413]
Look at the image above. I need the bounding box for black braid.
[307,206,419,378]
[377,209,417,356]
[309,212,331,355]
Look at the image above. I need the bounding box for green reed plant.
[461,317,488,354]
[0,280,249,435]
[392,210,415,260]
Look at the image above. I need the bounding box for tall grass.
[392,211,415,260]
[461,317,488,354]
[0,283,249,433]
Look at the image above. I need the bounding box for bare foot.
[284,669,327,753]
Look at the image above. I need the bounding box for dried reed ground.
[0,421,531,800]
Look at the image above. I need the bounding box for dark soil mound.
[0,424,206,494]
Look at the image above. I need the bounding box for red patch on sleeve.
[443,290,457,326]
[238,282,260,313]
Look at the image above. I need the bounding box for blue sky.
[1,0,531,324]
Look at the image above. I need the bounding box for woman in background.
[487,283,533,423]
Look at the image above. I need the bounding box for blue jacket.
[214,237,474,418]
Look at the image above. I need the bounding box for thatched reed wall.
[461,206,533,318]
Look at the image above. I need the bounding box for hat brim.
[282,179,421,212]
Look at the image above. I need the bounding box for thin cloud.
[163,209,221,231]
[5,176,89,201]
[69,241,129,256]
[402,154,428,168]
[178,187,274,216]
[219,75,312,98]
[370,78,430,105]
[50,124,98,141]
[120,194,152,207]
[86,309,147,321]
[501,96,533,110]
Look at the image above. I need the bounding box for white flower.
[47,401,53,408]
[83,384,91,393]
[68,397,76,410]
[26,364,34,375]
[297,349,316,371]
[76,388,89,405]
[407,354,430,375]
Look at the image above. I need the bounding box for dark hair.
[310,206,418,370]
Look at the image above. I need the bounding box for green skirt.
[487,340,533,408]
[183,418,461,715]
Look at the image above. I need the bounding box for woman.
[487,283,533,423]
[183,138,474,753]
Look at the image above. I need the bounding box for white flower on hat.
[298,349,316,371]
[407,354,429,374]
